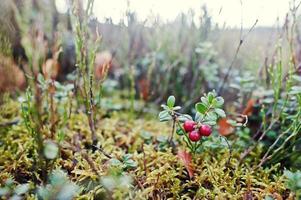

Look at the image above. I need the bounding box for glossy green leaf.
[167,95,176,108]
[195,103,207,114]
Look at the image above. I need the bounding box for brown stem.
[169,118,176,144]
[88,74,97,144]
[49,81,56,139]
[72,134,99,175]
[92,145,112,159]
[142,144,147,176]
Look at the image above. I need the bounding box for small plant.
[159,91,226,154]
[0,178,30,199]
[109,154,138,170]
[284,170,301,199]
[37,169,80,200]
[72,0,102,145]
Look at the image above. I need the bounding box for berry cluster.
[159,91,225,154]
[183,120,212,142]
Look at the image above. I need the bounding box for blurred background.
[0,0,300,111]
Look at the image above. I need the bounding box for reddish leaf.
[94,51,112,80]
[0,55,26,92]
[177,150,194,178]
[138,78,150,101]
[218,118,234,136]
[242,99,255,116]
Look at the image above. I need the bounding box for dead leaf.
[177,150,194,178]
[218,118,234,136]
[95,51,112,80]
[242,99,255,116]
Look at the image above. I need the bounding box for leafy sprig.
[159,91,226,154]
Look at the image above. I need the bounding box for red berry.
[189,130,201,142]
[199,124,212,136]
[183,120,196,132]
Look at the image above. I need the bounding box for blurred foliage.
[284,170,301,199]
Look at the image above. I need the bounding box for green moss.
[0,98,291,199]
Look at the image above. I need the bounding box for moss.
[0,98,291,199]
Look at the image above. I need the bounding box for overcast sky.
[56,0,293,28]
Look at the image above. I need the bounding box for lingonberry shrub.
[159,91,226,154]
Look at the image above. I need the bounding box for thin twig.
[169,118,176,144]
[218,18,258,95]
[88,74,97,144]
[71,134,99,175]
[92,145,112,159]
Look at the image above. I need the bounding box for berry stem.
[168,112,177,147]
[176,121,193,148]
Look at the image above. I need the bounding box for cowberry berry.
[199,124,212,136]
[183,120,196,132]
[189,130,201,142]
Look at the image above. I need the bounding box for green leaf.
[289,86,301,95]
[195,112,203,122]
[54,81,62,89]
[264,196,275,200]
[167,96,176,108]
[262,98,274,104]
[110,158,123,166]
[140,131,152,140]
[292,75,301,82]
[201,97,209,106]
[206,112,218,121]
[124,159,137,169]
[195,103,207,114]
[57,183,79,200]
[57,130,65,143]
[65,84,74,91]
[44,141,59,160]
[215,97,224,107]
[173,106,181,111]
[176,127,185,135]
[178,114,192,122]
[15,184,30,195]
[158,110,172,122]
[37,73,45,85]
[5,178,14,186]
[0,188,9,196]
[122,154,132,161]
[203,120,216,125]
[50,170,68,186]
[208,92,214,103]
[161,104,169,110]
[157,135,168,143]
[215,108,226,118]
